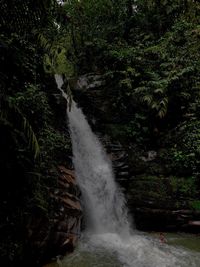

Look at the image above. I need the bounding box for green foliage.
[0,0,58,36]
[103,18,200,134]
[132,0,200,37]
[38,126,71,163]
[38,28,75,75]
[169,121,200,175]
[10,84,53,129]
[59,0,131,72]
[170,176,197,197]
[106,113,149,144]
[190,200,200,211]
[0,33,41,94]
[62,0,128,41]
[0,97,40,160]
[135,81,169,119]
[0,1,73,266]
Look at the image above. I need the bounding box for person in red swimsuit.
[159,232,167,243]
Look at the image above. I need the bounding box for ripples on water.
[61,232,200,267]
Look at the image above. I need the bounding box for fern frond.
[180,92,191,99]
[134,86,146,93]
[157,98,168,118]
[159,98,168,106]
[0,98,40,160]
[158,108,167,118]
[22,116,40,160]
[142,95,153,105]
[154,88,164,94]
[151,102,159,110]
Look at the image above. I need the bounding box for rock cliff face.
[71,73,200,232]
[47,166,82,257]
[127,149,200,232]
[28,166,82,265]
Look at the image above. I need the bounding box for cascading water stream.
[55,74,131,236]
[55,74,200,267]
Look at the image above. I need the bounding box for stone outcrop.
[99,136,129,186]
[46,166,82,259]
[72,73,111,125]
[26,166,82,266]
[134,207,200,232]
[75,74,105,91]
[126,148,200,232]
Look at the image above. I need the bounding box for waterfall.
[55,74,131,235]
[68,101,131,235]
[55,74,200,267]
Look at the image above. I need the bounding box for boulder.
[75,74,105,91]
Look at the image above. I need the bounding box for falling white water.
[55,74,200,267]
[68,100,131,235]
[55,74,131,235]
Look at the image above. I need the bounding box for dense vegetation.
[0,0,200,265]
[0,1,72,266]
[62,0,200,214]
